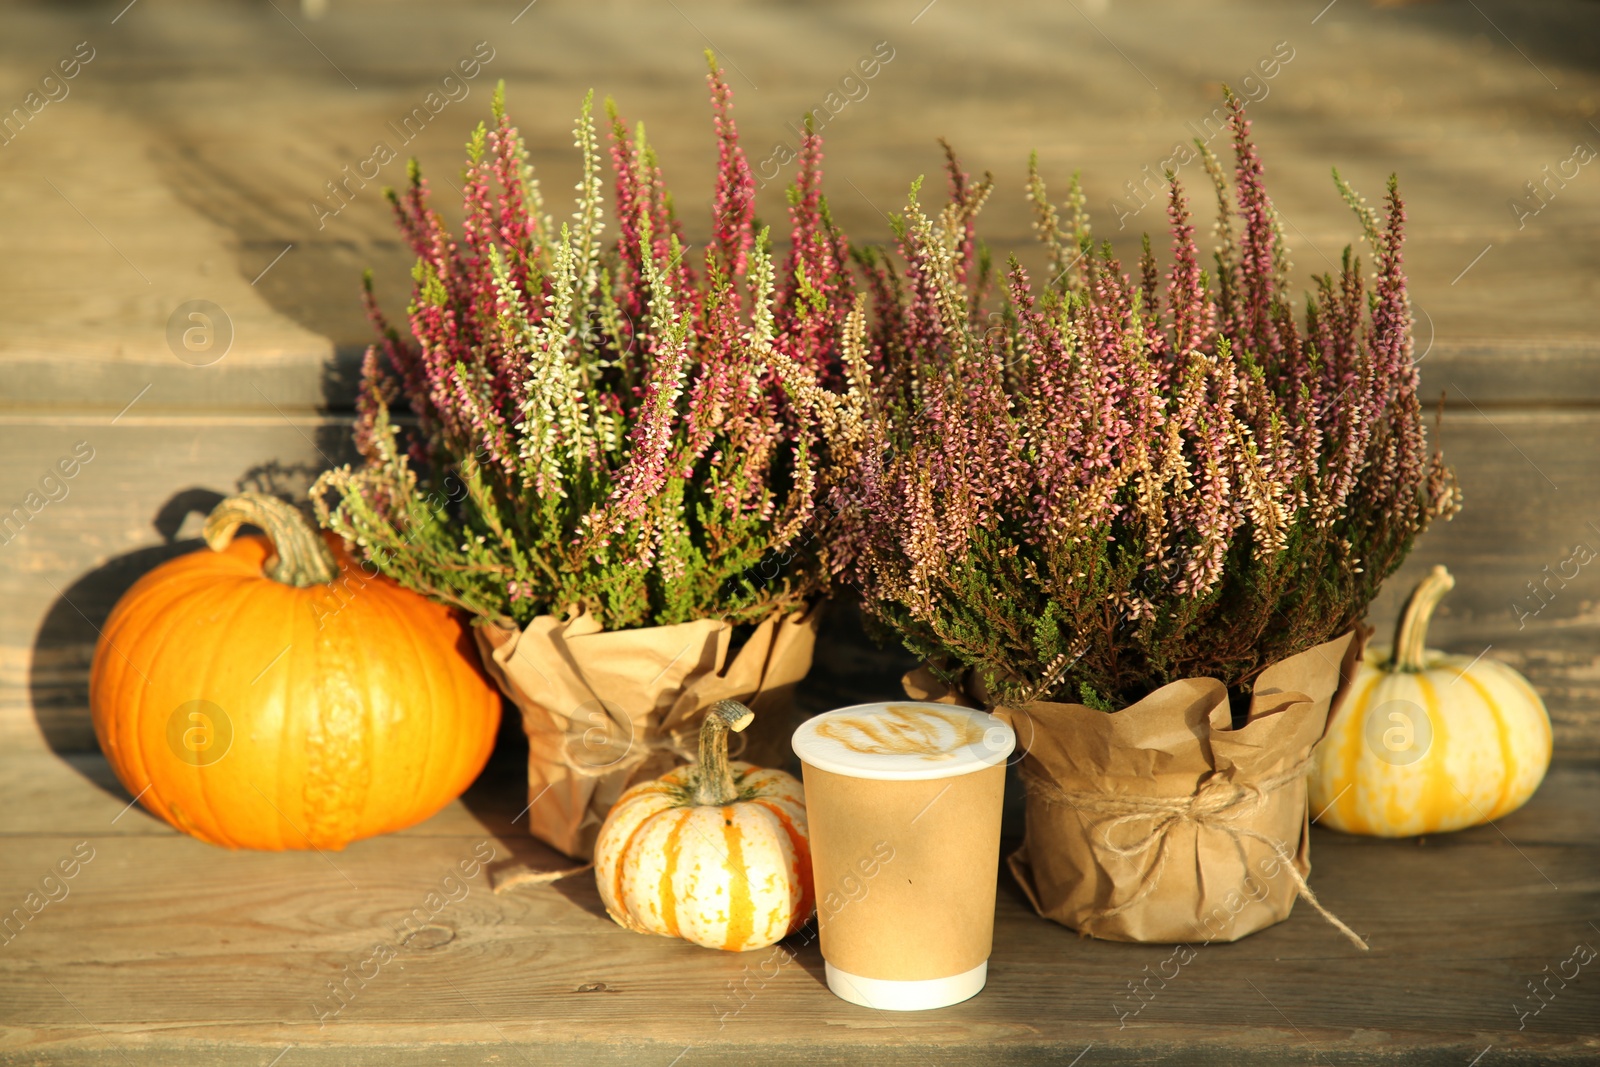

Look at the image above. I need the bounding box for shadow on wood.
[25,485,227,794]
[548,861,614,925]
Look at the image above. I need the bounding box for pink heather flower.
[829,100,1457,705]
[319,68,849,630]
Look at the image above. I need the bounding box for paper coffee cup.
[792,701,1015,1011]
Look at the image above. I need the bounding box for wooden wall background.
[3,0,1599,758]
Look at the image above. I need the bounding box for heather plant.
[314,62,855,630]
[819,94,1461,710]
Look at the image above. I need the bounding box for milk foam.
[793,702,1016,781]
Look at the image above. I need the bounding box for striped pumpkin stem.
[204,492,339,589]
[694,699,755,806]
[1391,565,1455,673]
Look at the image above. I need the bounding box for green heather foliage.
[314,69,854,629]
[822,97,1461,709]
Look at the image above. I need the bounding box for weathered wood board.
[2,0,1598,407]
[1,742,1596,1064]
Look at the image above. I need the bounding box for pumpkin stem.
[1391,565,1454,673]
[694,699,755,807]
[203,492,339,588]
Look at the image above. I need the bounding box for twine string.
[559,715,750,780]
[562,721,699,780]
[1022,758,1369,951]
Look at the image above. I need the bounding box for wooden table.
[3,0,1599,1061]
[4,719,1598,1065]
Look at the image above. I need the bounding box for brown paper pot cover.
[474,604,819,860]
[909,631,1362,945]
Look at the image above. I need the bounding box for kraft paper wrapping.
[474,604,819,860]
[803,762,1006,982]
[906,632,1365,946]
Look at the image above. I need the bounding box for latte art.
[814,704,987,760]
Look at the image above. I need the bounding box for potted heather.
[315,63,856,860]
[817,96,1460,945]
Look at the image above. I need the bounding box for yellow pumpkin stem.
[695,699,755,806]
[203,492,339,588]
[1391,565,1454,673]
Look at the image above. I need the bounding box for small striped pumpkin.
[594,700,813,952]
[1310,566,1552,837]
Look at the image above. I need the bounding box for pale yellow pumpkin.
[594,700,813,952]
[1310,566,1552,837]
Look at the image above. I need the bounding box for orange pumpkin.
[89,493,501,850]
[594,700,813,952]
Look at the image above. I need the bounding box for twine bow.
[1022,757,1369,950]
[560,714,745,780]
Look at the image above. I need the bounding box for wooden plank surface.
[2,0,1599,407]
[1,741,1596,1064]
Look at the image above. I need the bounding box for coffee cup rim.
[791,701,1016,781]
